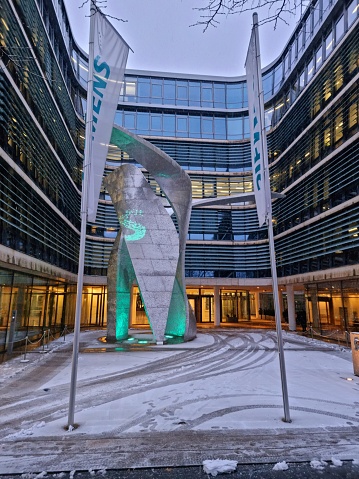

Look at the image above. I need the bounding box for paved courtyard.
[0,329,359,476]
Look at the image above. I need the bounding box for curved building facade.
[0,0,358,352]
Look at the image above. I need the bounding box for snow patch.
[272,461,289,471]
[331,457,343,467]
[203,459,238,476]
[310,459,328,470]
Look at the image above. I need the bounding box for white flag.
[245,14,270,227]
[87,8,129,222]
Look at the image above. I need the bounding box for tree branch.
[193,0,308,31]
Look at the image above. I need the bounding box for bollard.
[20,336,29,363]
[40,331,47,354]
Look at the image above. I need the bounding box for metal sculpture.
[104,125,196,344]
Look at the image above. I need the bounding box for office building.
[0,0,358,352]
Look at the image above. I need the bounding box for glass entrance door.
[201,295,214,323]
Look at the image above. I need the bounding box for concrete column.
[286,284,296,331]
[254,291,260,319]
[311,291,320,329]
[214,286,221,327]
[129,284,135,328]
[279,289,284,324]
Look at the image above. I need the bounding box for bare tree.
[193,0,310,31]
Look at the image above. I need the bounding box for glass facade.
[1,0,359,352]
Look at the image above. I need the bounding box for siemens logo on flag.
[252,109,262,191]
[92,55,110,137]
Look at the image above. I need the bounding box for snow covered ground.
[1,329,359,474]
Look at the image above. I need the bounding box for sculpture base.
[99,331,192,346]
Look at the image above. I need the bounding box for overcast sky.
[64,0,303,77]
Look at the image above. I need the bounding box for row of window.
[2,1,83,181]
[116,17,358,141]
[106,139,252,173]
[270,17,358,130]
[115,110,252,140]
[0,75,81,226]
[271,84,359,194]
[277,249,359,277]
[0,162,80,273]
[116,0,358,111]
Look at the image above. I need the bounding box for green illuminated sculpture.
[104,126,196,344]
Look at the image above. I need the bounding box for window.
[311,89,321,116]
[274,63,283,91]
[214,85,225,107]
[150,114,162,131]
[334,64,343,90]
[177,116,188,133]
[304,15,311,44]
[322,0,330,13]
[115,111,123,126]
[189,83,200,106]
[151,81,162,98]
[189,116,200,137]
[227,118,242,139]
[164,81,175,101]
[177,82,188,100]
[323,77,332,101]
[312,132,320,159]
[124,113,135,129]
[243,117,250,137]
[348,47,359,74]
[313,1,320,28]
[284,53,290,74]
[325,30,334,57]
[297,27,304,54]
[335,15,344,42]
[125,80,136,97]
[334,109,343,143]
[299,70,305,91]
[262,72,273,100]
[226,85,241,108]
[163,115,175,136]
[307,59,314,82]
[202,85,213,103]
[138,79,150,100]
[323,121,331,148]
[315,46,323,70]
[348,95,358,129]
[202,117,213,137]
[348,0,359,26]
[137,112,149,133]
[265,108,274,129]
[214,118,226,139]
[290,43,296,66]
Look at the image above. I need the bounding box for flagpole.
[67,0,96,429]
[252,12,291,423]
